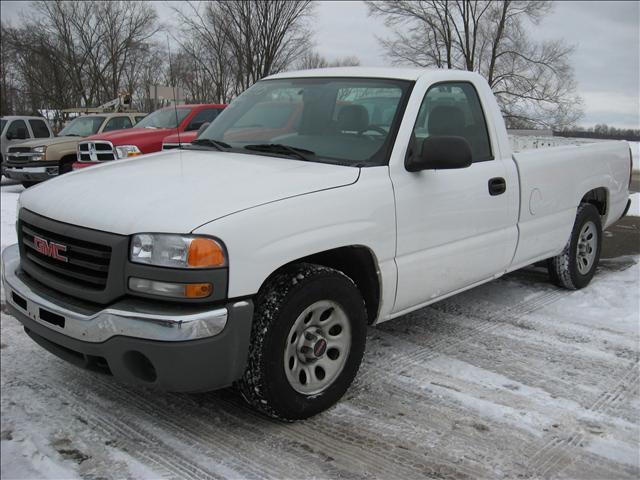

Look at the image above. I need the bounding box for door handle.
[488,177,506,196]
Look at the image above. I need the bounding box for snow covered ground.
[1,181,639,479]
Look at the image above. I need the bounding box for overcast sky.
[2,0,638,128]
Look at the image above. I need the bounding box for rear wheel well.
[266,246,381,325]
[580,187,607,216]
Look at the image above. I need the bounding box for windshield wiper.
[244,143,317,162]
[62,133,81,137]
[190,138,231,151]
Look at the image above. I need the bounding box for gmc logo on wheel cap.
[33,236,68,262]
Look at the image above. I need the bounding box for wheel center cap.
[313,338,327,357]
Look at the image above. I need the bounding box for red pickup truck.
[161,130,199,150]
[74,104,225,169]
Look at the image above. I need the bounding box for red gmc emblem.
[33,236,68,262]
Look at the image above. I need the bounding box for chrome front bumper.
[4,166,58,181]
[2,244,229,342]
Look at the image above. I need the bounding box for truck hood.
[20,150,360,235]
[9,136,80,150]
[85,127,172,144]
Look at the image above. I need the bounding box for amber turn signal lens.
[185,283,213,298]
[187,238,225,267]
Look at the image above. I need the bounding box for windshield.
[135,108,190,129]
[0,119,7,134]
[199,77,412,165]
[59,116,105,136]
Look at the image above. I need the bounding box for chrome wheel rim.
[576,221,598,274]
[284,300,351,395]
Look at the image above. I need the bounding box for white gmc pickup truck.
[2,68,633,420]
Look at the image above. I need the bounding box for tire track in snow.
[363,287,573,386]
[52,372,299,480]
[89,377,353,480]
[11,377,224,480]
[76,369,420,480]
[590,364,639,413]
[526,361,640,478]
[367,264,630,385]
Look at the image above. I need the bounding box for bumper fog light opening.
[123,351,157,382]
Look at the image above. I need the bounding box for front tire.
[238,263,367,421]
[547,203,602,289]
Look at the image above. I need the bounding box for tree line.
[2,0,587,131]
[1,0,354,119]
[555,125,640,142]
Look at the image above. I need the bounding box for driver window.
[414,82,493,162]
[6,120,29,140]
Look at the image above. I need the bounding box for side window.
[29,119,51,138]
[185,108,222,131]
[413,82,492,162]
[103,116,132,132]
[6,120,29,140]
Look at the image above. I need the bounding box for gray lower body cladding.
[7,299,254,392]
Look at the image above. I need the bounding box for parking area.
[1,181,639,479]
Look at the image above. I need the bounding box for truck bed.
[510,140,631,269]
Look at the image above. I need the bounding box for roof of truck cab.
[265,67,441,81]
[71,112,145,118]
[170,104,227,108]
[0,115,49,121]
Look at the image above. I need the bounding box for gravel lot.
[1,181,639,479]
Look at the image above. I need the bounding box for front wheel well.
[580,187,608,216]
[263,246,381,325]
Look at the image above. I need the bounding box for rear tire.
[238,263,367,421]
[547,203,602,289]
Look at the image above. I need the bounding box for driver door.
[390,80,518,314]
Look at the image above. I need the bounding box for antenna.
[166,36,182,147]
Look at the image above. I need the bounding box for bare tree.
[3,0,160,117]
[294,50,361,70]
[368,0,582,128]
[170,1,237,103]
[217,1,313,91]
[171,1,313,100]
[1,23,22,115]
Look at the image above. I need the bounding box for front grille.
[20,219,111,289]
[18,209,128,304]
[7,147,35,163]
[77,141,116,162]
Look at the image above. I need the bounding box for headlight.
[32,145,46,161]
[115,145,142,158]
[130,234,226,268]
[15,196,22,232]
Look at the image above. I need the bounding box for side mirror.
[406,136,472,172]
[196,122,210,137]
[5,132,13,140]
